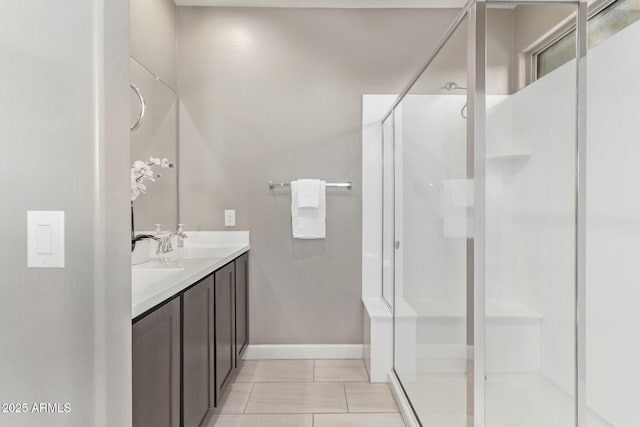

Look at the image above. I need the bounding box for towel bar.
[268,181,352,190]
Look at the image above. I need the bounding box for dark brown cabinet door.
[215,262,234,402]
[133,298,180,427]
[235,253,249,363]
[182,275,214,427]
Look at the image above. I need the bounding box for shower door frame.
[385,1,588,426]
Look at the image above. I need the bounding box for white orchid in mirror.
[130,157,173,201]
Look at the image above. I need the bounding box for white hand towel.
[440,179,474,238]
[447,179,474,208]
[291,180,326,239]
[296,179,323,208]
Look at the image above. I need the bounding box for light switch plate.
[224,209,236,227]
[27,211,65,268]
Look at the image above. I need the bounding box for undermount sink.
[132,248,230,270]
[131,247,231,271]
[172,247,231,259]
[132,258,185,271]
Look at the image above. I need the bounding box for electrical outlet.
[224,209,236,227]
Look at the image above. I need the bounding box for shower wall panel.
[585,19,640,427]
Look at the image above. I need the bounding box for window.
[536,0,640,79]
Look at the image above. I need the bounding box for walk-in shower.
[367,0,639,425]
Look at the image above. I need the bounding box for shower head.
[443,81,468,120]
[444,81,467,91]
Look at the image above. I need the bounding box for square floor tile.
[245,382,348,414]
[315,360,369,382]
[207,414,313,427]
[345,382,399,413]
[235,360,314,383]
[213,383,254,414]
[314,413,406,427]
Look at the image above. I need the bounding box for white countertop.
[131,231,250,319]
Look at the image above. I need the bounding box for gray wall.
[177,7,459,345]
[0,1,132,426]
[131,0,177,90]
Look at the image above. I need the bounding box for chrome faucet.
[132,234,160,252]
[155,227,188,255]
[155,234,174,255]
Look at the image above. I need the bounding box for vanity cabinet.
[215,262,235,400]
[235,253,249,363]
[132,298,180,427]
[132,251,249,427]
[182,275,215,427]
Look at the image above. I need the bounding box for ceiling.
[173,0,469,7]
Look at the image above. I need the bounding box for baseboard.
[242,344,364,360]
[388,371,420,427]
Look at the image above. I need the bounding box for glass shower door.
[392,12,471,426]
[483,3,580,427]
[387,3,589,426]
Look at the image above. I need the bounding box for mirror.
[130,58,179,234]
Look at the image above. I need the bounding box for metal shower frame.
[383,1,588,425]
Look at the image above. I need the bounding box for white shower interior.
[363,19,640,427]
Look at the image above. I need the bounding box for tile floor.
[207,359,406,427]
[399,369,613,427]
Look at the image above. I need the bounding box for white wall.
[0,1,132,426]
[584,21,640,427]
[490,60,577,393]
[380,93,515,310]
[400,95,468,303]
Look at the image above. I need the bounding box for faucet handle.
[155,233,174,255]
[154,224,162,234]
[177,224,187,248]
